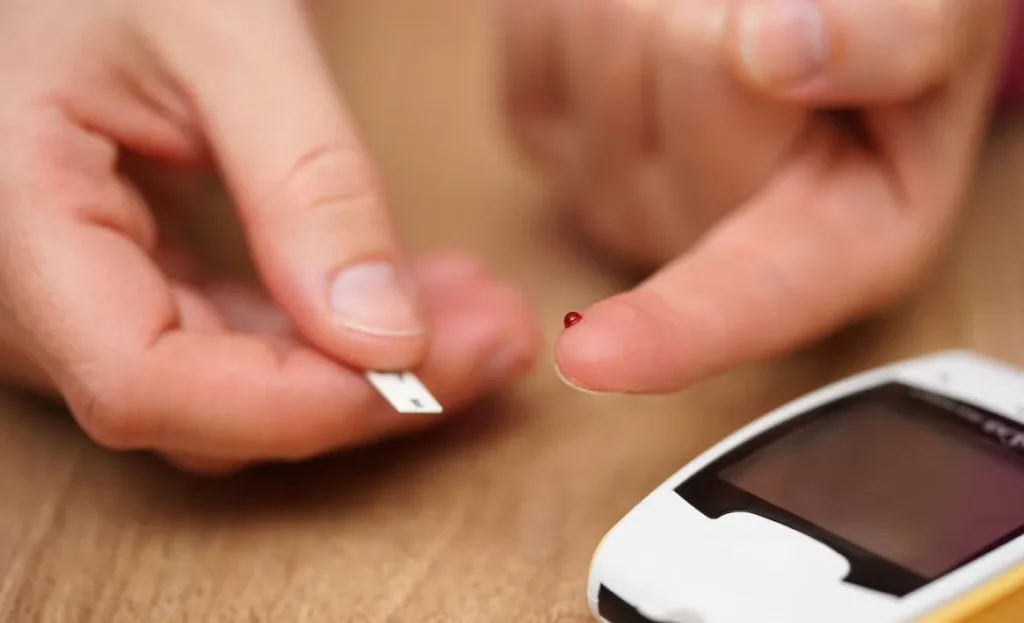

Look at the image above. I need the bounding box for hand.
[500,0,1007,393]
[0,0,539,473]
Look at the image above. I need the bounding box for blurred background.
[4,0,1024,621]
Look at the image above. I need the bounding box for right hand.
[500,0,1007,394]
[0,0,540,474]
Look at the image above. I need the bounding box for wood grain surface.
[5,0,1024,621]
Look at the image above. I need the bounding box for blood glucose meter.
[588,350,1024,623]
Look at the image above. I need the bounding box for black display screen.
[676,382,1024,597]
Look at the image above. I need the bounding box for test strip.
[365,370,443,414]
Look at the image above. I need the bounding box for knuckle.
[4,115,159,251]
[271,143,393,243]
[283,143,382,215]
[246,145,404,268]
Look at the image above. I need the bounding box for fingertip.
[725,0,829,95]
[553,300,636,393]
[554,295,696,394]
[455,281,541,389]
[361,279,543,442]
[328,260,426,334]
[724,0,955,103]
[283,259,432,372]
[412,251,492,289]
[501,287,544,381]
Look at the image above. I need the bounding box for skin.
[0,0,1012,473]
[0,0,541,475]
[499,0,1012,394]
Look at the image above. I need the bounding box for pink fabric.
[998,0,1024,107]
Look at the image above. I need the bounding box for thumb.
[146,2,427,371]
[723,0,986,103]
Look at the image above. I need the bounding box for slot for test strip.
[365,371,443,413]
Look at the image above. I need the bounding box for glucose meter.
[588,350,1024,623]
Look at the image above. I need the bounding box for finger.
[5,110,537,463]
[161,253,499,475]
[349,266,540,449]
[553,126,948,394]
[655,0,807,226]
[723,0,998,103]
[60,73,208,169]
[560,160,684,270]
[137,256,538,462]
[161,453,248,476]
[15,207,536,461]
[560,0,654,178]
[201,252,492,336]
[160,252,532,471]
[497,0,576,172]
[146,2,427,372]
[556,0,679,258]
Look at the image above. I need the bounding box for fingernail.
[329,261,425,337]
[554,361,620,396]
[739,0,826,89]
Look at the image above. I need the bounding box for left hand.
[0,0,540,475]
[499,0,1009,393]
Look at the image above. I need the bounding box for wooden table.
[5,0,1024,621]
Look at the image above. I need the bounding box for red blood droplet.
[563,311,582,329]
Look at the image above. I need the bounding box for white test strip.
[365,370,443,414]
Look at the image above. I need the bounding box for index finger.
[143,0,429,372]
[3,118,535,462]
[552,125,949,394]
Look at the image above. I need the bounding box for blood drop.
[563,311,582,329]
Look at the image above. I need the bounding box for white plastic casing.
[587,350,1024,623]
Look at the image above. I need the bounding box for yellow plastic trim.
[916,564,1024,622]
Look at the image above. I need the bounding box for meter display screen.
[676,382,1024,597]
